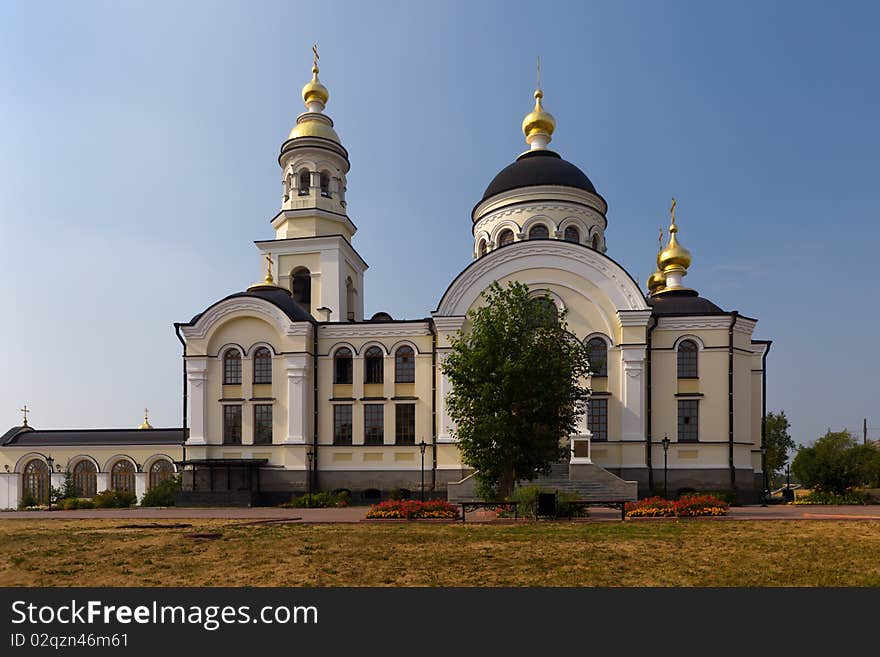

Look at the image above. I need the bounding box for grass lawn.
[1,519,879,586]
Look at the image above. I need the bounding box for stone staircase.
[447,462,637,502]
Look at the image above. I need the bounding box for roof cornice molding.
[473,185,608,223]
[319,323,431,339]
[656,316,735,331]
[181,297,306,340]
[256,234,368,270]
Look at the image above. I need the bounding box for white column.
[96,472,110,493]
[620,346,647,441]
[0,473,20,509]
[285,354,311,444]
[186,358,208,445]
[135,472,148,501]
[437,351,455,442]
[50,472,65,492]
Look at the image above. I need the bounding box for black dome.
[187,286,315,325]
[648,289,724,316]
[481,150,597,201]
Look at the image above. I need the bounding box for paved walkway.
[3,504,880,523]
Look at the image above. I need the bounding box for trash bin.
[782,488,794,503]
[537,492,557,518]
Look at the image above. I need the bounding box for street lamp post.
[418,439,427,502]
[660,435,670,499]
[760,446,768,506]
[306,449,313,508]
[45,455,54,511]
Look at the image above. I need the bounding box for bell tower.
[257,47,367,322]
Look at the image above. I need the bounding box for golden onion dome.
[522,89,556,141]
[647,268,666,295]
[302,65,329,107]
[138,409,153,430]
[658,221,692,273]
[287,118,341,143]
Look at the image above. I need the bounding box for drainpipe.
[429,319,438,492]
[174,323,187,464]
[645,316,657,494]
[313,324,319,493]
[761,340,772,495]
[728,312,739,492]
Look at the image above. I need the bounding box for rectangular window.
[588,398,608,441]
[678,400,699,442]
[364,404,384,445]
[395,404,416,445]
[253,404,273,445]
[333,405,353,446]
[223,405,242,445]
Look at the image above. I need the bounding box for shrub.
[366,499,459,519]
[59,498,95,510]
[388,487,411,501]
[506,486,589,518]
[282,490,350,508]
[625,494,728,518]
[792,490,870,505]
[140,476,182,507]
[18,491,38,510]
[93,490,137,509]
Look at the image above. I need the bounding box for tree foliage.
[441,281,591,498]
[791,430,880,494]
[764,410,795,485]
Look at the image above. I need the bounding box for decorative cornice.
[431,316,466,333]
[656,317,733,331]
[617,310,653,327]
[319,323,431,339]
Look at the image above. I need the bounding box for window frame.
[498,229,514,246]
[253,347,272,384]
[333,404,353,445]
[364,346,384,384]
[253,403,273,445]
[223,349,242,385]
[73,459,97,498]
[677,340,699,378]
[528,224,550,240]
[223,404,243,445]
[586,338,608,377]
[363,404,384,445]
[110,460,136,493]
[677,399,699,442]
[333,347,353,384]
[395,346,415,383]
[564,225,581,243]
[588,397,608,441]
[395,403,416,445]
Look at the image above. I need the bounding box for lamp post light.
[760,446,768,507]
[45,455,54,511]
[660,434,670,500]
[418,439,427,502]
[306,449,314,508]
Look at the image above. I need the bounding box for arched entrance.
[22,459,50,505]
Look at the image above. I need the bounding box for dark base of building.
[610,466,765,504]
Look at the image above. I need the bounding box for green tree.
[764,411,795,487]
[442,281,591,498]
[791,430,880,494]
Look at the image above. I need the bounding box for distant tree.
[442,281,591,498]
[764,411,795,487]
[792,430,880,494]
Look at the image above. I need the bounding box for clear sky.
[1,1,878,446]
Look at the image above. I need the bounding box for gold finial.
[522,59,556,148]
[658,197,692,277]
[302,43,329,108]
[138,408,153,430]
[647,227,667,296]
[264,253,275,285]
[20,404,29,427]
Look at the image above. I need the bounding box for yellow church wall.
[0,446,183,476]
[279,252,321,278]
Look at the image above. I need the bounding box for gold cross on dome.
[20,404,29,427]
[265,253,274,283]
[312,43,319,70]
[670,197,677,224]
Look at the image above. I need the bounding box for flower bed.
[625,494,729,518]
[365,499,460,520]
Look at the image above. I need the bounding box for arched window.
[592,234,600,250]
[22,459,49,505]
[223,349,242,385]
[291,267,311,308]
[73,460,97,497]
[320,171,331,197]
[677,340,699,378]
[478,239,487,257]
[111,460,136,493]
[364,346,384,384]
[253,347,272,384]
[586,338,608,377]
[498,229,515,247]
[529,224,550,240]
[298,169,310,195]
[564,226,580,243]
[334,347,353,384]
[528,297,558,328]
[395,346,415,383]
[149,459,174,490]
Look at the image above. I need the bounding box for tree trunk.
[499,462,515,499]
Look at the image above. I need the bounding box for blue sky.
[1,1,878,446]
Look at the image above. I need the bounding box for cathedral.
[0,57,772,508]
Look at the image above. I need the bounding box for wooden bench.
[458,501,519,523]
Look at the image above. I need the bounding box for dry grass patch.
[0,519,878,586]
